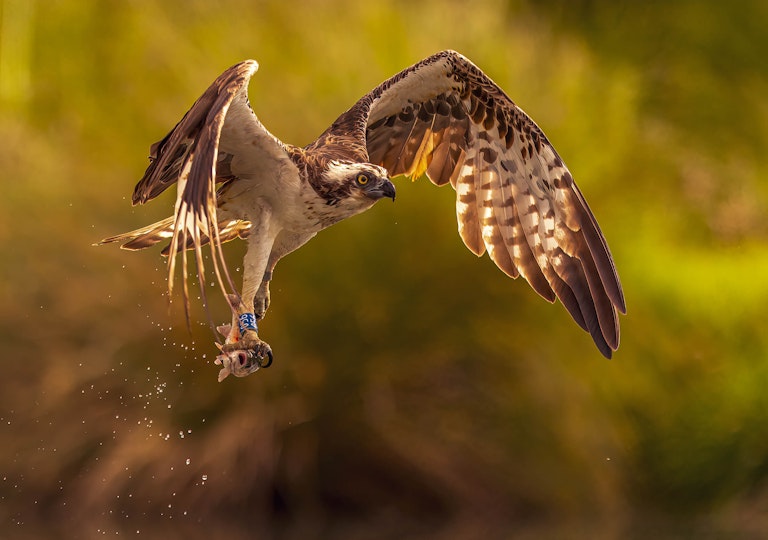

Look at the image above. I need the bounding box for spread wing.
[131,60,295,324]
[351,50,626,357]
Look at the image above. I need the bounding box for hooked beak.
[370,179,396,201]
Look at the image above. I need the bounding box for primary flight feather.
[100,50,626,380]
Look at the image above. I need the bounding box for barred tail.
[98,216,175,251]
[97,217,251,254]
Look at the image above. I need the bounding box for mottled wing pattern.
[360,51,625,357]
[129,60,291,324]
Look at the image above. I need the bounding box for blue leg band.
[238,312,258,335]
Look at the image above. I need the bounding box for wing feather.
[353,50,625,357]
[128,60,294,326]
[454,162,485,257]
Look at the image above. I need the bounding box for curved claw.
[259,348,273,368]
[212,324,273,380]
[214,347,266,381]
[229,341,273,369]
[214,331,273,381]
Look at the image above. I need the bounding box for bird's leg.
[214,205,276,379]
[214,293,270,381]
[224,226,274,348]
[222,277,272,357]
[214,229,315,381]
[222,286,273,364]
[250,230,315,322]
[222,310,273,365]
[253,271,271,321]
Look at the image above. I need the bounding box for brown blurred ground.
[2,0,768,538]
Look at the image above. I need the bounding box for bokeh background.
[2,0,768,538]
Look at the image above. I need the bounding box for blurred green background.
[2,0,768,538]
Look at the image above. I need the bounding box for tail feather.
[160,219,251,255]
[98,216,176,251]
[98,217,250,253]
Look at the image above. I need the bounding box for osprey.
[100,50,625,380]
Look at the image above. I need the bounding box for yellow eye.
[356,173,369,185]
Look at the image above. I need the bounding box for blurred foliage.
[2,0,768,538]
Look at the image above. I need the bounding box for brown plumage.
[99,50,625,379]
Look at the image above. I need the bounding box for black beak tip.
[383,179,396,201]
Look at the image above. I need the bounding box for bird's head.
[323,161,396,204]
